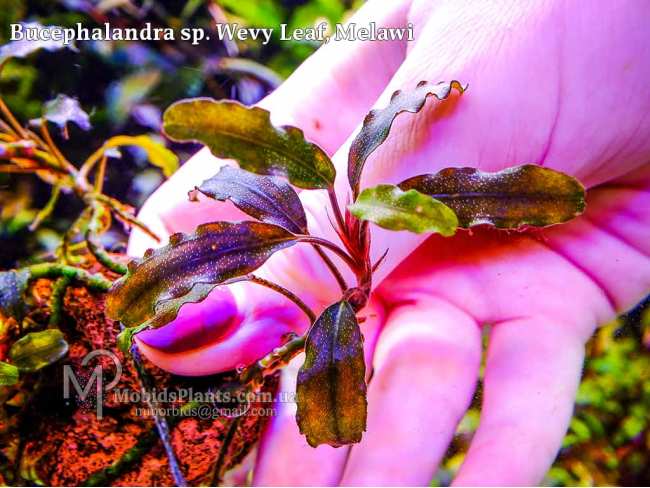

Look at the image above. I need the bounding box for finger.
[542,183,650,315]
[453,316,589,486]
[253,359,350,486]
[340,295,481,486]
[135,281,308,376]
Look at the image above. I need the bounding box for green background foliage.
[0,1,648,485]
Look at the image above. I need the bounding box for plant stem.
[93,155,107,192]
[328,186,348,239]
[240,334,306,388]
[40,121,76,174]
[85,233,128,275]
[95,194,161,243]
[29,184,61,231]
[79,144,105,181]
[312,244,347,292]
[0,97,27,139]
[130,343,188,487]
[27,263,112,291]
[82,401,204,486]
[209,416,241,485]
[296,235,358,275]
[48,275,72,326]
[248,275,316,322]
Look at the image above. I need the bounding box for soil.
[0,266,278,486]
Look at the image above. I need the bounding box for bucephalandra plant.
[104,80,586,448]
[0,24,586,463]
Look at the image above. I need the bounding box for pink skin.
[129,0,650,485]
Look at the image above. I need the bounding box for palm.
[130,0,650,484]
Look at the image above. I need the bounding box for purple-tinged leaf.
[105,221,299,328]
[0,22,76,65]
[163,99,335,189]
[348,80,466,196]
[296,300,367,447]
[40,94,91,136]
[399,164,585,228]
[0,269,30,319]
[193,166,308,234]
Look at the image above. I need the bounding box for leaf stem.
[240,333,306,388]
[93,155,107,192]
[328,185,348,239]
[248,275,316,322]
[0,97,27,139]
[312,244,347,292]
[40,121,76,173]
[95,194,161,243]
[29,184,61,231]
[85,233,128,275]
[296,235,358,275]
[79,144,105,181]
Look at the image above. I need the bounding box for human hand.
[128,0,650,485]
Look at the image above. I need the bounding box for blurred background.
[0,1,648,485]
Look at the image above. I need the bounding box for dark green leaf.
[193,166,308,234]
[163,99,335,189]
[348,184,458,235]
[0,22,75,65]
[41,94,91,134]
[399,164,585,228]
[9,329,69,372]
[0,361,19,386]
[348,80,466,196]
[0,269,30,319]
[106,222,299,328]
[296,300,367,447]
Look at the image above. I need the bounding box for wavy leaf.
[103,135,178,177]
[348,80,466,196]
[106,221,299,328]
[348,184,458,235]
[40,94,91,135]
[9,329,69,372]
[296,300,367,447]
[0,22,75,65]
[193,166,308,234]
[399,164,585,228]
[163,99,335,189]
[0,269,30,319]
